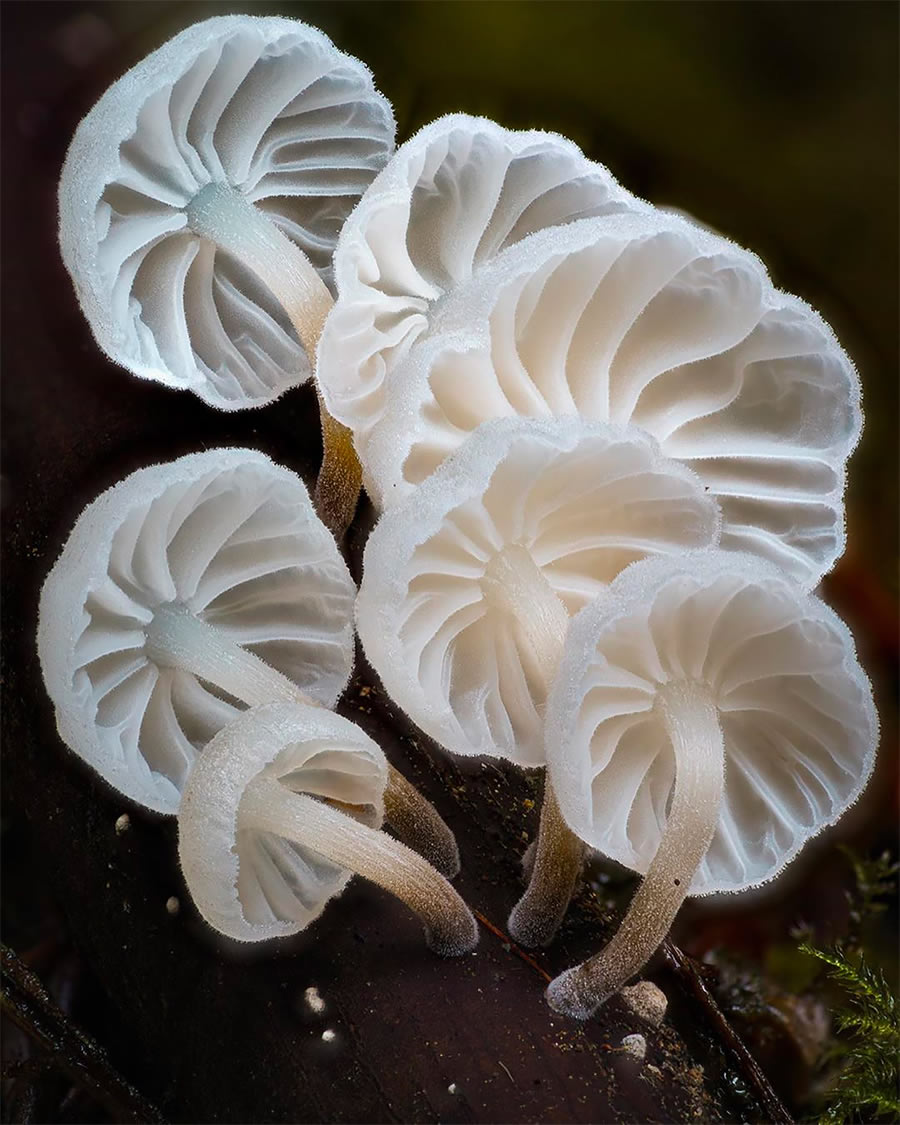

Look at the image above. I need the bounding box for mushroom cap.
[179,701,386,942]
[316,113,646,437]
[358,209,861,587]
[545,550,878,895]
[356,417,720,768]
[59,15,395,409]
[38,449,355,814]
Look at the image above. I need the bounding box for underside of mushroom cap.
[545,550,879,895]
[38,448,356,814]
[356,417,720,767]
[358,209,861,587]
[178,702,386,941]
[316,113,647,435]
[59,14,395,408]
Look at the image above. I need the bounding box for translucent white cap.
[546,550,878,894]
[359,209,861,587]
[38,449,356,814]
[59,15,395,408]
[357,417,720,768]
[317,113,646,438]
[178,702,386,941]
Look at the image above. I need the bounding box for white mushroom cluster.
[44,13,878,1023]
[40,448,470,950]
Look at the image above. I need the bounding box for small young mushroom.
[59,15,395,534]
[356,417,721,943]
[353,208,861,588]
[179,701,477,955]
[316,113,645,473]
[542,550,878,1019]
[37,448,459,875]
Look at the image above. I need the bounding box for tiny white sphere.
[620,1033,647,1061]
[304,986,325,1014]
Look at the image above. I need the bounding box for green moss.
[799,850,899,1124]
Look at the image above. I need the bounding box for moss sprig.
[836,846,899,952]
[798,849,899,1124]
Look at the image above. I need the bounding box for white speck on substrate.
[448,1083,458,1094]
[321,1029,336,1043]
[620,980,667,1027]
[304,986,325,1014]
[165,896,180,915]
[620,1033,647,1061]
[115,813,130,834]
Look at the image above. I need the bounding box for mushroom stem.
[185,182,362,536]
[145,603,310,708]
[240,774,478,956]
[481,545,586,946]
[507,780,585,947]
[146,604,460,868]
[313,396,362,540]
[546,681,725,1019]
[480,544,569,691]
[384,768,461,879]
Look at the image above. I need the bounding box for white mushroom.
[38,448,350,811]
[316,113,645,455]
[353,209,861,588]
[179,701,477,955]
[59,15,395,533]
[37,448,459,877]
[543,550,878,1019]
[357,417,721,943]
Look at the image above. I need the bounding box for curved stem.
[145,602,311,708]
[314,394,362,539]
[241,774,477,956]
[185,182,362,537]
[186,183,331,366]
[482,545,585,946]
[546,681,725,1019]
[507,780,584,947]
[384,767,460,879]
[145,604,461,868]
[480,544,570,691]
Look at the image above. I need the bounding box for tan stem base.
[508,780,585,947]
[313,395,363,539]
[384,766,460,879]
[242,775,477,956]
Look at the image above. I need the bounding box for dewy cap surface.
[358,209,861,587]
[59,15,395,408]
[38,448,356,813]
[357,417,720,768]
[545,550,879,895]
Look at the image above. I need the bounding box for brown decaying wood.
[2,944,165,1124]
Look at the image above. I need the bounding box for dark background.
[2,3,897,1123]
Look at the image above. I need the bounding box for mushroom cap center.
[184,180,243,232]
[144,600,194,668]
